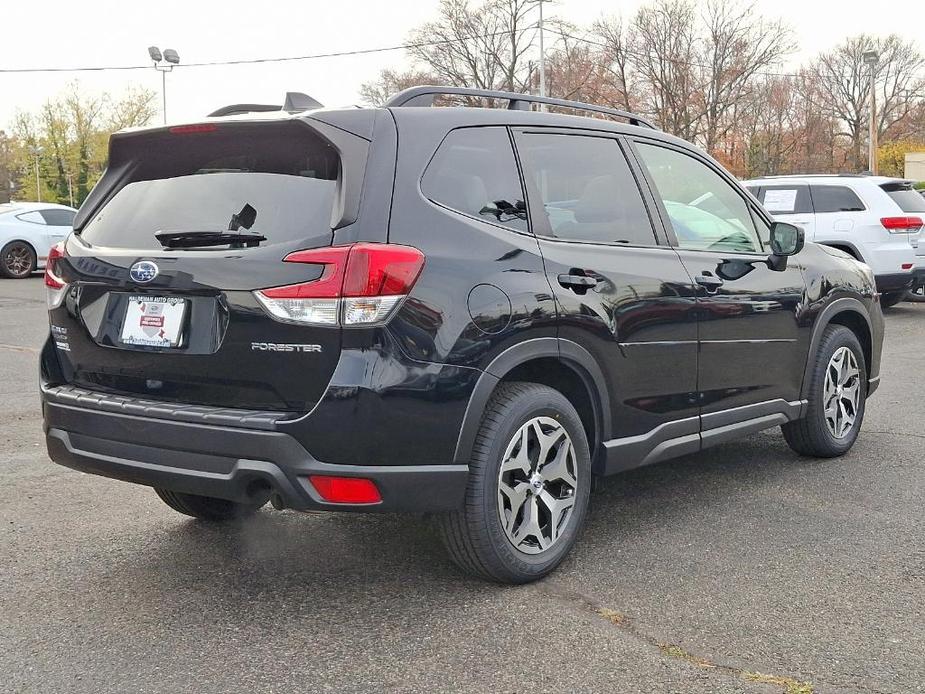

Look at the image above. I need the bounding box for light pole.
[538,0,546,99]
[863,49,879,175]
[31,145,42,202]
[148,46,181,124]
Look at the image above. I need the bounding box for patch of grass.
[595,607,626,625]
[744,671,814,694]
[657,642,716,669]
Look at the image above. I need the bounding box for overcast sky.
[1,0,922,130]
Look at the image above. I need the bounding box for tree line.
[361,0,925,178]
[0,84,156,206]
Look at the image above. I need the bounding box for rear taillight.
[254,243,425,326]
[44,241,68,308]
[881,216,923,233]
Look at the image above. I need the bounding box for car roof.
[742,175,909,187]
[1,202,77,212]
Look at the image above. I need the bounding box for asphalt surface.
[1,275,923,694]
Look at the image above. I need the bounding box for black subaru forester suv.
[41,86,884,584]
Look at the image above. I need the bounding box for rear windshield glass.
[882,187,925,213]
[80,124,339,250]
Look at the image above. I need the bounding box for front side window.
[635,142,761,253]
[421,127,527,232]
[515,133,656,245]
[810,185,865,213]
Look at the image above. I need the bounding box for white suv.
[743,175,922,307]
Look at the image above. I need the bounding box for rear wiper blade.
[155,230,267,249]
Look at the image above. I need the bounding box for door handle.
[558,273,598,291]
[695,274,724,291]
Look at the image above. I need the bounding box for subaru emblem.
[129,260,159,283]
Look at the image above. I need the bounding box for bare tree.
[698,0,793,153]
[405,0,539,91]
[813,34,925,170]
[629,0,703,141]
[591,16,635,112]
[360,68,440,106]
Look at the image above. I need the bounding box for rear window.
[880,182,925,213]
[810,185,865,213]
[80,124,339,250]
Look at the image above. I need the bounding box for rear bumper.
[42,384,468,513]
[875,272,914,294]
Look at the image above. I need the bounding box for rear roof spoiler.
[208,92,323,118]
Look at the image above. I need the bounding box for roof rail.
[208,92,324,118]
[384,85,657,129]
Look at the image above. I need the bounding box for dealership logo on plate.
[129,261,159,283]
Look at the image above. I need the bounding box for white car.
[0,202,76,279]
[743,175,922,307]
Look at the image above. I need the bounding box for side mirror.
[768,222,804,270]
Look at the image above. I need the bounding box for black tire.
[0,240,37,279]
[437,382,592,584]
[154,488,263,521]
[782,325,867,458]
[905,285,925,303]
[880,291,906,308]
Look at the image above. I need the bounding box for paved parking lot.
[1,275,923,694]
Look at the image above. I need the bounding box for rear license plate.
[120,295,187,348]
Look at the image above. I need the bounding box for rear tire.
[437,382,592,584]
[155,488,263,521]
[880,291,906,308]
[0,241,37,279]
[782,325,866,458]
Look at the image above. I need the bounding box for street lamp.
[30,145,42,203]
[863,49,879,175]
[148,46,180,124]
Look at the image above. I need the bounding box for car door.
[749,183,816,241]
[630,138,810,434]
[513,128,701,473]
[808,184,866,244]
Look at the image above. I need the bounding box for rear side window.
[40,209,75,226]
[810,185,865,213]
[80,123,339,250]
[16,211,45,225]
[880,183,925,213]
[421,127,527,232]
[516,133,656,245]
[751,184,812,215]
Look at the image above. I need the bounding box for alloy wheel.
[3,243,33,277]
[497,416,578,555]
[823,346,861,439]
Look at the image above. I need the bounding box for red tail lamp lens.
[169,123,218,134]
[44,241,66,289]
[309,476,382,504]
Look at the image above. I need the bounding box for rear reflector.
[901,263,913,270]
[881,216,923,232]
[308,475,382,504]
[254,243,424,326]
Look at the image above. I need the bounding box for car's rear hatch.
[47,118,368,412]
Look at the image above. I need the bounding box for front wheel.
[782,325,867,458]
[155,488,263,521]
[437,382,592,584]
